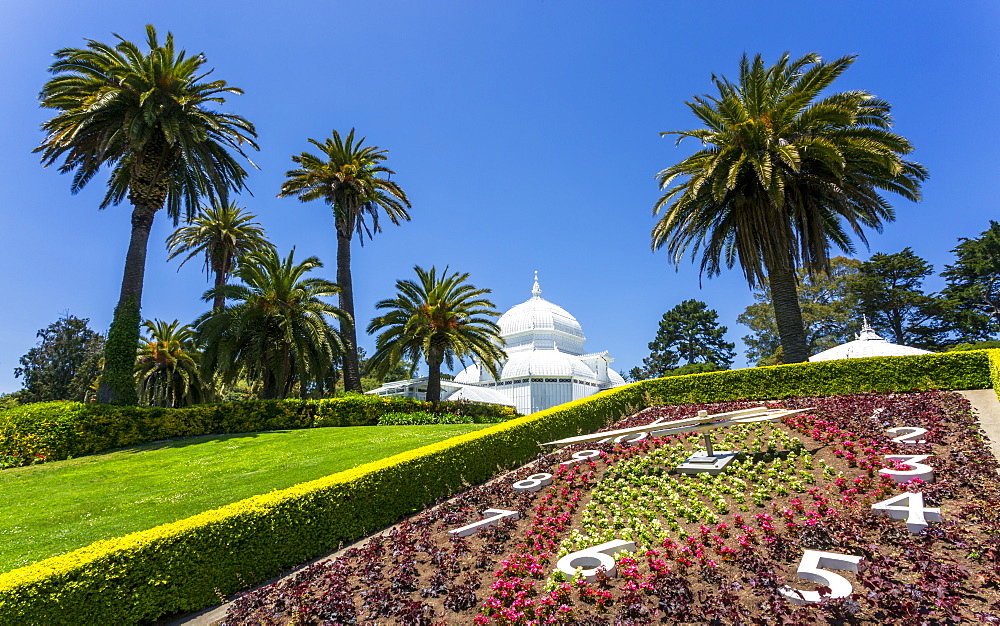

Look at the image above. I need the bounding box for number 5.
[779,550,862,605]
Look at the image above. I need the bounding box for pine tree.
[941,221,1000,341]
[850,248,947,349]
[637,300,734,379]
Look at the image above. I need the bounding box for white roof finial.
[857,315,882,341]
[532,271,542,298]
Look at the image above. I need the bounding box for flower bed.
[223,391,1000,624]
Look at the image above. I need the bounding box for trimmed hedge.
[0,351,995,624]
[0,395,519,469]
[377,410,513,426]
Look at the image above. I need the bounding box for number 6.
[779,550,862,605]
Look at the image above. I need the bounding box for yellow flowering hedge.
[0,351,993,623]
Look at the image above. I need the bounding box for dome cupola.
[497,272,586,355]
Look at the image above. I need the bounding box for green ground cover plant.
[0,423,488,573]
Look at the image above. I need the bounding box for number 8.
[513,473,553,492]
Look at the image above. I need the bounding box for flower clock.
[223,391,1000,624]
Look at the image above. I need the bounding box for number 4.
[779,550,863,605]
[871,491,941,533]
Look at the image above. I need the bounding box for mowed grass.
[0,424,490,572]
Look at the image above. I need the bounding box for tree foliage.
[738,257,861,365]
[366,266,506,402]
[166,201,272,311]
[135,319,204,408]
[851,247,946,349]
[197,248,349,400]
[652,52,926,364]
[634,299,734,379]
[36,25,258,404]
[941,221,1000,341]
[279,129,411,394]
[14,314,105,403]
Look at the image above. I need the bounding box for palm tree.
[367,266,506,402]
[652,52,926,363]
[196,247,349,399]
[36,25,258,404]
[166,200,272,311]
[278,129,411,393]
[135,319,203,408]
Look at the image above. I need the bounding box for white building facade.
[453,274,626,414]
[368,274,626,414]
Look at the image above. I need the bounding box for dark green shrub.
[0,396,517,468]
[378,411,472,425]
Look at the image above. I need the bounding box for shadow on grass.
[98,430,299,457]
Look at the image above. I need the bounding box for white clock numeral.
[779,550,863,605]
[448,508,519,537]
[556,539,637,582]
[879,454,935,483]
[871,491,941,533]
[886,426,928,444]
[560,449,601,465]
[512,473,553,492]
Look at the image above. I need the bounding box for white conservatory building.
[454,274,626,414]
[369,274,627,414]
[808,318,933,362]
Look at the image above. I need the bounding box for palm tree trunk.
[261,368,276,400]
[336,229,362,392]
[425,351,443,403]
[212,258,227,311]
[97,206,156,404]
[766,260,809,364]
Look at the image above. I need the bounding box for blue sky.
[1,1,998,393]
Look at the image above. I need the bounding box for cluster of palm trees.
[123,200,508,407]
[37,26,926,406]
[37,25,505,407]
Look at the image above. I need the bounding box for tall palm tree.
[135,319,203,408]
[278,129,411,393]
[196,247,349,399]
[652,52,926,363]
[36,25,258,404]
[367,266,506,402]
[166,200,272,311]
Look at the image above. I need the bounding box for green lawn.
[0,424,489,572]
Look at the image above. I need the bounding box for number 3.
[779,550,863,605]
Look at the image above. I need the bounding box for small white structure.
[368,273,626,414]
[808,318,932,362]
[368,377,515,408]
